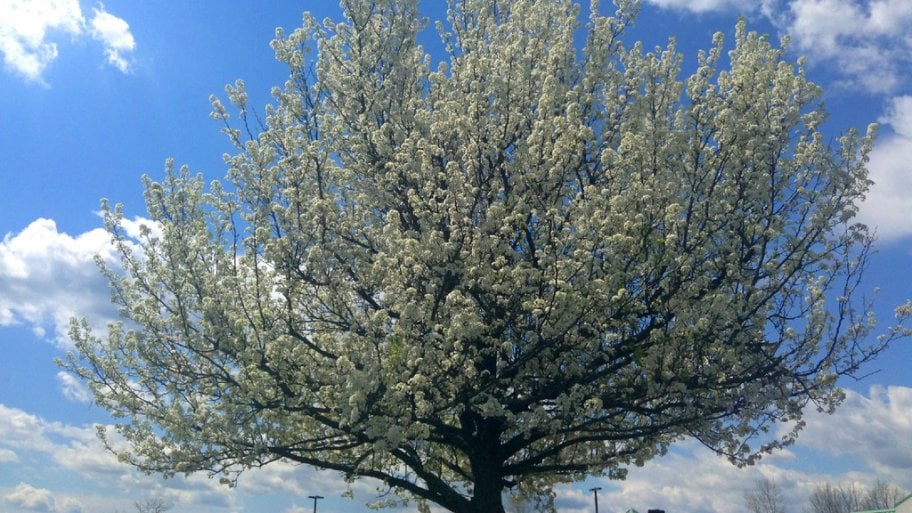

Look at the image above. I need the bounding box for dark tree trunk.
[463,412,508,513]
[468,459,507,513]
[471,480,507,513]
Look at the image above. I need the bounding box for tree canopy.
[66,1,909,512]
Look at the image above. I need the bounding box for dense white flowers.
[65,2,907,513]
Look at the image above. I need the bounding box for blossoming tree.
[66,1,908,512]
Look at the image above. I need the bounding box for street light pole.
[307,495,324,513]
[590,487,603,513]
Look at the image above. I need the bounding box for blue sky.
[1,1,911,512]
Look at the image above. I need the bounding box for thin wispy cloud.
[643,0,756,13]
[0,448,17,463]
[56,372,92,403]
[0,0,136,84]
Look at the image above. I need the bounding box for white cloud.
[860,0,912,37]
[781,0,912,94]
[6,483,56,512]
[236,460,313,497]
[553,385,912,513]
[0,216,163,347]
[798,386,912,480]
[0,403,238,512]
[882,96,912,139]
[0,403,100,459]
[237,458,391,509]
[0,0,82,83]
[785,0,863,54]
[643,0,753,13]
[0,0,135,83]
[0,218,120,347]
[858,96,912,241]
[4,482,83,513]
[89,5,135,73]
[0,448,18,463]
[1,382,911,513]
[0,402,362,513]
[56,371,92,403]
[566,443,810,513]
[643,0,912,94]
[0,403,162,482]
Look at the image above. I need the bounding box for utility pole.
[307,495,324,513]
[590,487,603,513]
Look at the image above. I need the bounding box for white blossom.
[65,2,907,513]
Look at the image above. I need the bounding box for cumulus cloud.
[643,0,912,94]
[0,0,81,82]
[857,96,912,241]
[0,218,120,347]
[780,0,912,94]
[237,458,394,510]
[562,443,812,513]
[883,96,912,138]
[237,460,314,497]
[6,483,57,512]
[0,404,162,483]
[0,402,357,513]
[552,386,912,513]
[4,482,83,513]
[639,0,912,240]
[798,386,912,481]
[0,0,135,83]
[0,403,237,512]
[0,216,160,347]
[1,381,911,513]
[0,403,99,459]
